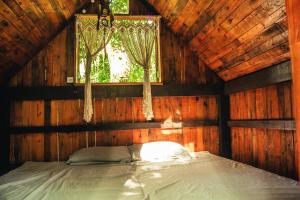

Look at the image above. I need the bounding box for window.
[75,15,161,84]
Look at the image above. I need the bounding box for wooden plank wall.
[8,0,220,165]
[230,81,296,179]
[286,0,300,181]
[9,97,219,163]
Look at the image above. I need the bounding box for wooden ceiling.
[146,0,289,81]
[0,0,88,84]
[0,0,290,84]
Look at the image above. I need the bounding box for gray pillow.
[67,146,132,165]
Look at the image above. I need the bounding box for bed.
[1,150,300,200]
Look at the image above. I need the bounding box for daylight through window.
[75,15,161,84]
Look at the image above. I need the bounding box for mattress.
[1,152,300,200]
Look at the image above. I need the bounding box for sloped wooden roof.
[0,0,88,84]
[146,0,289,81]
[0,0,290,84]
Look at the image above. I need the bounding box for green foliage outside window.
[76,17,160,84]
[110,0,129,14]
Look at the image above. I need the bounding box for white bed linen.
[1,152,300,200]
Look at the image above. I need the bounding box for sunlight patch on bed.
[124,179,144,189]
[122,192,141,197]
[141,165,164,170]
[138,141,192,163]
[150,172,162,179]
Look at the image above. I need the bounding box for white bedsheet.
[1,152,300,200]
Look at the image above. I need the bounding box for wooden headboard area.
[7,0,221,165]
[9,96,219,163]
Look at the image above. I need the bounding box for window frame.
[74,14,162,85]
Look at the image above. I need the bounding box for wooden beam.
[9,120,218,134]
[218,93,231,158]
[286,0,300,180]
[227,120,295,130]
[2,84,221,100]
[224,61,291,94]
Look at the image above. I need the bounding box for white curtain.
[77,19,113,123]
[119,23,158,120]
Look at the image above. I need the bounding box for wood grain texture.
[3,0,221,86]
[286,0,300,180]
[9,23,220,86]
[231,127,296,178]
[0,0,89,85]
[230,82,296,179]
[145,0,290,80]
[9,96,219,164]
[10,101,44,164]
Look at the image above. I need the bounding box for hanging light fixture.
[97,0,114,30]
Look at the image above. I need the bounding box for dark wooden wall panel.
[231,128,295,178]
[9,101,44,164]
[230,82,296,179]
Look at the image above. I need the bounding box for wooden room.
[1,0,300,199]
